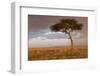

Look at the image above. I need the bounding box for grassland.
[28,47,88,61]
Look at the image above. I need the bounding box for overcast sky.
[28,15,88,48]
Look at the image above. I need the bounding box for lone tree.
[50,19,83,51]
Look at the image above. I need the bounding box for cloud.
[34,37,47,40]
[45,32,62,35]
[71,32,81,39]
[28,37,69,48]
[28,31,67,39]
[29,31,83,40]
[28,36,87,48]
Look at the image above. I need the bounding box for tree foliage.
[50,19,83,33]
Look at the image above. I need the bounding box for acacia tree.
[50,19,83,51]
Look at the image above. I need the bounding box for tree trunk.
[68,33,73,51]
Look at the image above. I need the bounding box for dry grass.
[28,47,88,61]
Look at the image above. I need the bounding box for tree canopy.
[50,19,83,33]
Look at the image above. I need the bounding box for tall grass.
[28,48,88,61]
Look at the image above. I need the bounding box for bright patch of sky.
[45,32,62,35]
[28,36,87,48]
